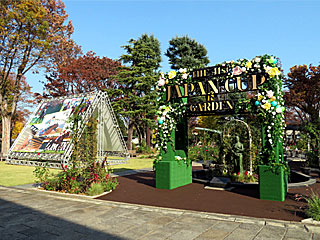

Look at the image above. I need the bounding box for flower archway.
[154,54,287,201]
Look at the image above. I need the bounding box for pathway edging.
[2,185,320,231]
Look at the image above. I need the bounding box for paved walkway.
[0,186,320,240]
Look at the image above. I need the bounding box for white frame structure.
[6,91,129,168]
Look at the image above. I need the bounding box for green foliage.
[86,182,105,196]
[306,150,319,168]
[33,111,118,195]
[306,192,320,221]
[108,34,162,148]
[188,144,219,163]
[229,171,257,183]
[305,123,320,167]
[166,35,210,70]
[235,55,285,166]
[33,163,50,183]
[0,0,75,155]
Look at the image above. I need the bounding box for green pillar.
[155,88,192,189]
[259,124,287,201]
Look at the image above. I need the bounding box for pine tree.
[110,34,161,150]
[165,35,210,70]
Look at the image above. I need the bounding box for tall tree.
[0,0,75,156]
[0,74,32,149]
[165,35,210,70]
[284,65,320,124]
[44,51,121,97]
[111,34,161,150]
[284,64,320,164]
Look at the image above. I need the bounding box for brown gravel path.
[97,171,320,222]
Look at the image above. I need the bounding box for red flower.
[238,172,240,175]
[106,174,109,179]
[205,149,208,152]
[65,165,67,169]
[244,171,248,176]
[72,177,75,180]
[37,153,40,155]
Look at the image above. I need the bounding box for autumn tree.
[0,74,32,148]
[44,51,121,97]
[284,64,320,165]
[0,0,76,156]
[110,34,161,150]
[165,35,210,70]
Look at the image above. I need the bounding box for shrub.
[86,182,105,196]
[188,144,219,163]
[306,192,320,221]
[33,113,118,195]
[33,163,50,183]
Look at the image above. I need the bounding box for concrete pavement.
[0,185,319,240]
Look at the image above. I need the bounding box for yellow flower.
[245,61,252,69]
[263,102,271,110]
[160,72,165,78]
[267,67,281,78]
[270,96,276,102]
[165,106,171,112]
[168,70,176,79]
[258,95,264,101]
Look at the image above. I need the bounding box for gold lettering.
[237,77,247,91]
[198,103,203,111]
[226,101,233,109]
[197,82,207,95]
[207,93,214,101]
[212,102,219,110]
[204,69,207,77]
[166,86,171,102]
[208,80,219,94]
[206,102,210,111]
[184,84,188,97]
[219,101,223,110]
[175,85,182,98]
[225,78,231,92]
[252,75,257,90]
[260,75,266,86]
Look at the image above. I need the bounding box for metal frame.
[6,91,129,168]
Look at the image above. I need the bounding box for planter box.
[155,161,192,189]
[259,165,288,201]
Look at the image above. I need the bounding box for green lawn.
[0,162,61,187]
[110,156,154,173]
[0,155,155,187]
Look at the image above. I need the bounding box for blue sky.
[27,0,320,94]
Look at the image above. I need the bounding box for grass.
[109,155,155,173]
[0,154,155,186]
[0,161,60,187]
[306,192,320,221]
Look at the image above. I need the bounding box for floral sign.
[155,54,285,165]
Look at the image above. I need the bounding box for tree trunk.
[1,114,12,159]
[127,120,134,150]
[146,127,151,147]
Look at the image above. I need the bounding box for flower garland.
[155,55,285,166]
[230,55,286,165]
[155,68,189,152]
